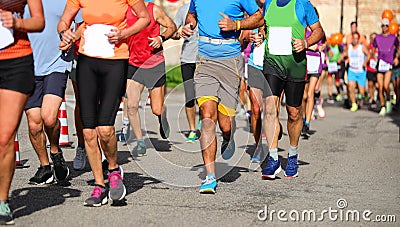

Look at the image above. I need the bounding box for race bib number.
[306,55,321,74]
[369,59,377,69]
[349,58,363,70]
[268,27,292,55]
[328,62,338,73]
[378,60,392,72]
[83,24,115,58]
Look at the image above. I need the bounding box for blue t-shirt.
[24,0,82,76]
[189,0,259,59]
[263,0,318,28]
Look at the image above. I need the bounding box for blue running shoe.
[221,138,235,160]
[199,173,217,194]
[261,156,282,179]
[284,154,299,178]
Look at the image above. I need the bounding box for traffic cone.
[146,95,151,106]
[14,134,23,167]
[15,133,29,169]
[59,97,73,148]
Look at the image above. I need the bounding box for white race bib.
[328,62,338,73]
[253,41,265,67]
[369,59,377,69]
[378,60,392,72]
[83,24,116,58]
[268,27,292,55]
[0,23,14,49]
[349,57,363,70]
[306,55,321,74]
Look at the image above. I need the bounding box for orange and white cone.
[14,133,23,167]
[146,95,151,106]
[59,97,72,147]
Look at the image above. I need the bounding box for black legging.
[76,54,127,129]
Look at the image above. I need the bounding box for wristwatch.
[59,30,66,41]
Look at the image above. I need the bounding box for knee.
[127,100,140,113]
[42,113,58,129]
[287,108,301,122]
[151,106,162,116]
[264,105,276,118]
[97,127,114,142]
[307,90,314,100]
[28,121,43,136]
[83,129,98,143]
[0,133,14,151]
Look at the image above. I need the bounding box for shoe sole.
[261,166,282,180]
[186,139,196,143]
[284,172,299,178]
[84,196,108,207]
[0,220,15,225]
[29,175,54,185]
[136,153,147,157]
[109,185,126,202]
[199,188,216,194]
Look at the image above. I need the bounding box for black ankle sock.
[108,167,119,173]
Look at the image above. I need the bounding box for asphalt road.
[9,80,400,226]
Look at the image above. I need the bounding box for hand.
[253,32,264,47]
[292,37,305,53]
[218,12,235,31]
[61,28,76,45]
[59,41,72,52]
[0,9,15,29]
[148,36,162,49]
[394,58,399,67]
[106,28,125,44]
[181,23,194,38]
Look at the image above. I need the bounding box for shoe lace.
[202,175,216,185]
[0,202,11,215]
[91,187,103,198]
[52,153,64,166]
[108,171,123,189]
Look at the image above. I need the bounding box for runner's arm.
[0,0,44,32]
[182,11,197,38]
[362,45,370,68]
[154,5,177,41]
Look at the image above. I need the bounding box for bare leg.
[41,94,63,155]
[199,100,218,176]
[0,89,29,200]
[126,80,145,140]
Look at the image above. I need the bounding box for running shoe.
[132,140,146,157]
[350,103,358,112]
[50,149,69,182]
[108,166,126,202]
[261,156,282,180]
[159,116,170,139]
[250,145,263,163]
[284,154,299,178]
[386,101,392,114]
[73,146,86,170]
[199,173,217,194]
[327,96,335,104]
[84,185,109,207]
[29,165,54,185]
[301,124,308,136]
[186,130,197,143]
[221,137,235,160]
[336,94,343,102]
[0,201,14,225]
[316,98,326,118]
[379,107,386,116]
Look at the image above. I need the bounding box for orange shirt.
[0,0,32,60]
[67,0,139,59]
[345,33,368,46]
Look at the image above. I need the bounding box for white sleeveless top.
[348,44,365,73]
